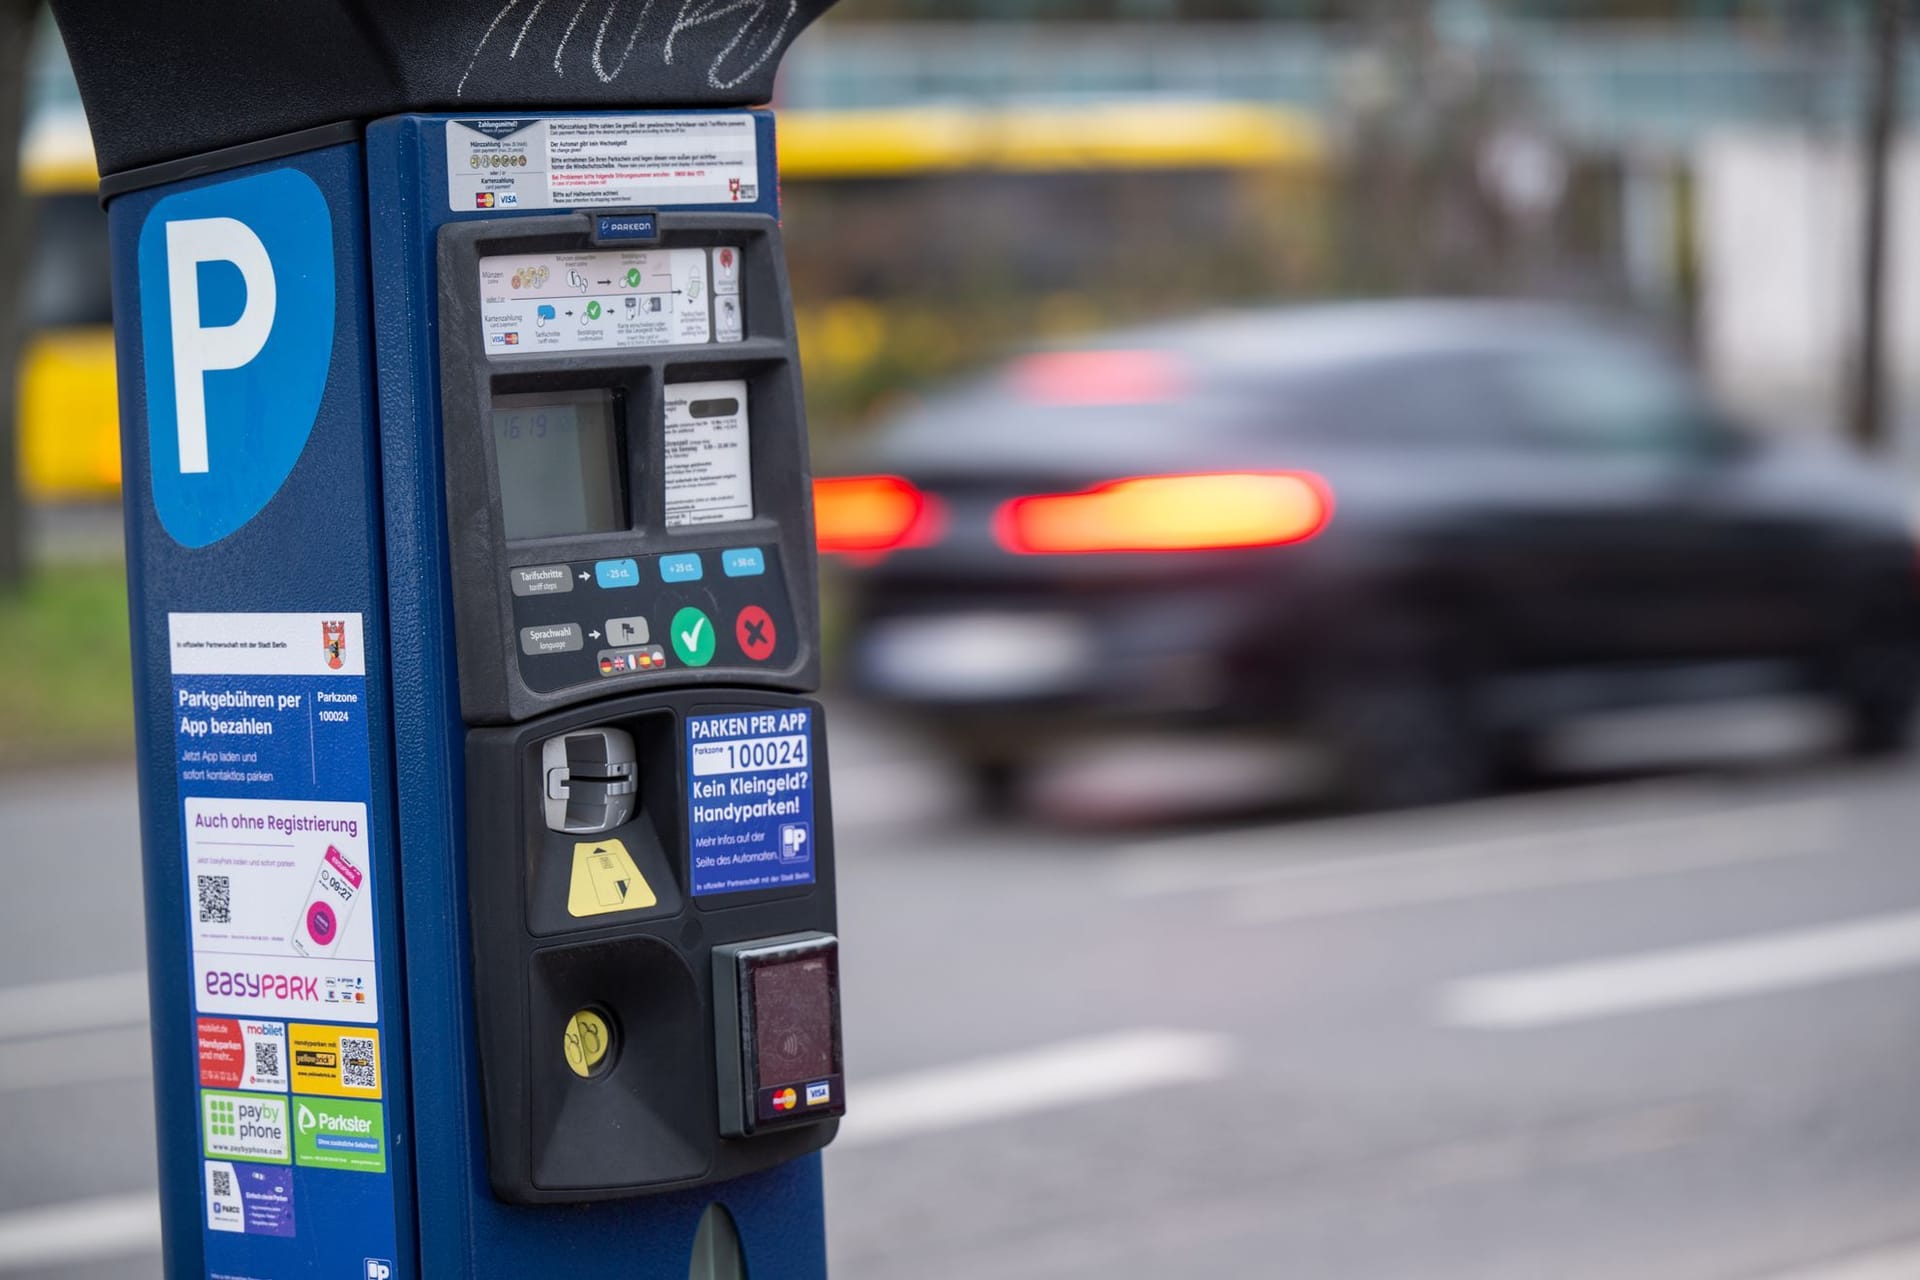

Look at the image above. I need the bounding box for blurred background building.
[13,2,1920,518]
[6,7,1920,1277]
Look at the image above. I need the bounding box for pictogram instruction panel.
[478,247,745,354]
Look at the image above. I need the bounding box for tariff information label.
[687,709,815,897]
[446,114,760,212]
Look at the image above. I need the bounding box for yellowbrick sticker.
[287,1024,382,1099]
[567,839,656,918]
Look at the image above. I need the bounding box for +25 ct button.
[736,606,777,661]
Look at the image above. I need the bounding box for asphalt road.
[4,701,1920,1279]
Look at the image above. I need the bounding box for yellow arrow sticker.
[567,838,656,918]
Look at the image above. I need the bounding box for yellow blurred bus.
[19,117,118,499]
[15,100,1319,501]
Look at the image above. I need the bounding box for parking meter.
[52,4,840,1276]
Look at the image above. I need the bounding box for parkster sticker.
[293,1096,386,1173]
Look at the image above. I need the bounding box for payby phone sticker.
[665,380,753,527]
[447,114,759,212]
[687,709,815,897]
[169,611,397,1261]
[478,247,728,353]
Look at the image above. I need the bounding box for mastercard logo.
[772,1087,798,1112]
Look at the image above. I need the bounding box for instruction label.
[170,611,397,1257]
[687,709,815,896]
[665,380,753,527]
[568,838,657,918]
[478,247,725,353]
[447,115,760,212]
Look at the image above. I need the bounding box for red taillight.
[813,475,945,555]
[1007,350,1188,405]
[994,472,1331,555]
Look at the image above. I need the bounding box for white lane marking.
[0,1192,160,1273]
[1440,910,1920,1030]
[0,970,148,1042]
[837,1029,1233,1148]
[1754,1241,1920,1279]
[0,1027,153,1094]
[1235,801,1833,923]
[1111,779,1750,898]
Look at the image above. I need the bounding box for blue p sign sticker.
[138,168,335,547]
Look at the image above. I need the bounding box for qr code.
[340,1037,377,1090]
[252,1039,280,1080]
[196,875,230,925]
[210,1168,232,1197]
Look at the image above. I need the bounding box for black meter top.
[438,211,822,725]
[49,1,836,179]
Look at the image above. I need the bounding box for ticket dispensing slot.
[442,208,839,1203]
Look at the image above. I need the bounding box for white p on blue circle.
[779,823,809,864]
[137,168,335,548]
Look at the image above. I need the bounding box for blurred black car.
[817,302,1920,809]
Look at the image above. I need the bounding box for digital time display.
[490,390,624,541]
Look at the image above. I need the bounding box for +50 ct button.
[721,547,765,577]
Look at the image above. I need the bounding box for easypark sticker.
[198,1018,288,1092]
[288,1024,381,1099]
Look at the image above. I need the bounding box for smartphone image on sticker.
[290,845,364,959]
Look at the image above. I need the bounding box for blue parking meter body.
[59,7,843,1274]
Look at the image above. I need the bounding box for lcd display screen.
[752,953,837,1088]
[491,390,623,541]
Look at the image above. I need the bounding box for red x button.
[735,605,777,661]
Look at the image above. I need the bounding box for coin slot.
[562,1007,616,1079]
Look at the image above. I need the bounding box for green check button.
[670,606,715,667]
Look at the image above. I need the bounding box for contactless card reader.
[444,165,842,1203]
